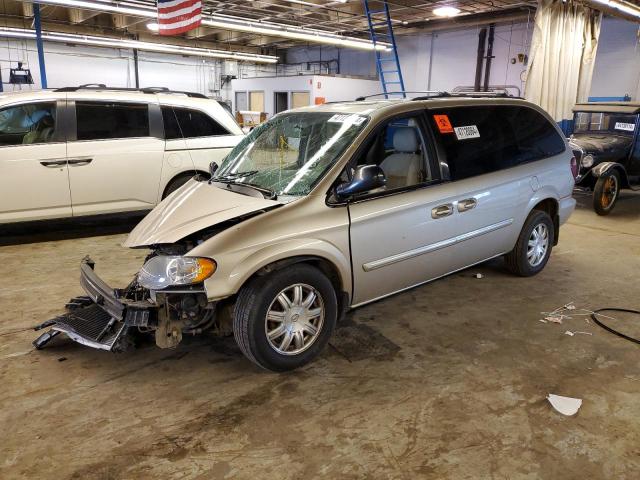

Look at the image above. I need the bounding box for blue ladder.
[363,0,405,98]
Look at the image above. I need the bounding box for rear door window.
[429,105,565,181]
[161,106,229,139]
[0,102,57,145]
[76,102,149,141]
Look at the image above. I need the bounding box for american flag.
[157,0,202,36]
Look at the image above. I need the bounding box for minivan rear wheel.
[233,264,337,371]
[504,210,554,277]
[593,170,620,216]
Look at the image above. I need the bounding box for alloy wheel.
[527,223,549,267]
[264,283,325,355]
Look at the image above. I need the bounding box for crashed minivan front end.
[34,255,213,351]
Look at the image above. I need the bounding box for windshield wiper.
[211,172,276,199]
[213,170,259,182]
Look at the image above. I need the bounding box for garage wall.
[1,16,638,101]
[0,38,275,100]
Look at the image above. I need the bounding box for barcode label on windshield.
[329,114,367,125]
[454,125,480,140]
[614,122,635,132]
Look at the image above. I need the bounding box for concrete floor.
[1,192,640,480]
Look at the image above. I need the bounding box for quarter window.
[430,106,566,181]
[161,106,229,139]
[0,102,57,146]
[76,102,149,141]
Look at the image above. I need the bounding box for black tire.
[162,174,195,199]
[505,210,554,277]
[233,264,337,372]
[593,170,620,216]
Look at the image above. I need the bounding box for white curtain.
[525,0,602,123]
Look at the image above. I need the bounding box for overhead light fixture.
[433,6,461,17]
[146,22,159,32]
[20,0,388,51]
[0,26,279,63]
[590,0,640,18]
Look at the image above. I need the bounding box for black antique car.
[570,102,640,215]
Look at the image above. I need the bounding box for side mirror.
[209,161,219,177]
[335,165,386,199]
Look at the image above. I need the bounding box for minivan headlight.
[137,256,216,290]
[582,154,595,168]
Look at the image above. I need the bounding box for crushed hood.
[124,180,281,247]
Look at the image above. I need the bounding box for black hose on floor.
[591,308,640,345]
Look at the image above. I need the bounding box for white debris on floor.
[547,394,583,416]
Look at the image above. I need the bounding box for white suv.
[0,85,244,224]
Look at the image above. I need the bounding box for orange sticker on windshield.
[433,114,454,133]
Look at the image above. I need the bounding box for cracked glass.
[214,112,369,197]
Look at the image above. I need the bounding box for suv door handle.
[431,204,454,219]
[67,157,93,166]
[458,198,477,212]
[40,159,68,168]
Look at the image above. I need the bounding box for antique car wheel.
[233,264,337,371]
[593,170,620,216]
[504,210,554,277]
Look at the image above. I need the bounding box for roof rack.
[54,84,208,99]
[355,91,446,101]
[355,89,522,102]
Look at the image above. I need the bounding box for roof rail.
[355,91,448,101]
[355,90,523,102]
[54,84,208,99]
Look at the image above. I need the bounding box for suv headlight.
[137,256,216,290]
[582,154,595,168]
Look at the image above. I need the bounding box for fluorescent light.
[21,0,388,51]
[146,22,159,32]
[433,6,461,17]
[0,26,279,63]
[591,0,640,18]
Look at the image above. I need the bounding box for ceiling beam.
[68,7,100,23]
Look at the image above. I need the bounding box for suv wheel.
[233,264,337,371]
[593,170,620,216]
[505,210,554,277]
[162,174,195,199]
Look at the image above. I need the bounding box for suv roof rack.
[355,89,522,101]
[54,84,208,99]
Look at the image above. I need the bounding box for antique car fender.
[198,237,352,303]
[591,162,630,187]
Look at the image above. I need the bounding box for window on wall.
[0,102,57,146]
[76,102,149,141]
[249,91,265,112]
[291,92,310,109]
[161,106,230,139]
[429,105,566,181]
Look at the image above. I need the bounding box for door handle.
[67,157,93,166]
[40,159,67,168]
[431,204,454,219]
[457,198,477,212]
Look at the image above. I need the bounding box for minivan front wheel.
[233,264,337,371]
[505,210,554,277]
[593,170,620,216]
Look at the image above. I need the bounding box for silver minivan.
[36,94,577,371]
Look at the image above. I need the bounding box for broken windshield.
[213,112,369,197]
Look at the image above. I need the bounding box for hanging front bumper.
[33,257,154,351]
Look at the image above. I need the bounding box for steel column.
[33,3,48,89]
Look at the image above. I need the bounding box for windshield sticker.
[433,114,453,133]
[328,114,367,125]
[454,125,480,140]
[614,122,635,132]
